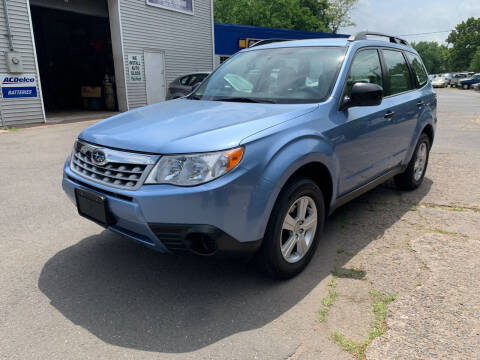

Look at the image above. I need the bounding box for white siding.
[0,0,45,126]
[119,0,214,109]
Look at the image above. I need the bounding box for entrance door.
[144,50,166,104]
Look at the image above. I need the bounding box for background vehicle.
[431,76,449,88]
[472,82,480,91]
[459,73,480,89]
[63,32,436,278]
[450,73,469,87]
[441,73,453,86]
[166,72,210,100]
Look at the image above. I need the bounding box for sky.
[339,0,480,44]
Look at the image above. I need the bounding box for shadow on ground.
[38,179,432,353]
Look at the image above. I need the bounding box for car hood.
[79,99,317,154]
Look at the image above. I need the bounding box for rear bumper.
[62,158,264,256]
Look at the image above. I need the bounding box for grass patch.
[410,204,418,211]
[318,278,337,322]
[336,247,345,254]
[331,291,397,359]
[450,207,470,212]
[1,126,19,132]
[421,203,480,213]
[332,267,366,280]
[369,291,397,339]
[434,228,464,237]
[331,332,366,357]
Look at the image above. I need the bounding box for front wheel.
[257,178,325,279]
[394,134,430,190]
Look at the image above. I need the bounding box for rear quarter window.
[406,52,428,88]
[382,49,414,96]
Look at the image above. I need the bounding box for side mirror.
[341,82,383,110]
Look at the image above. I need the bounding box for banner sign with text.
[1,74,38,99]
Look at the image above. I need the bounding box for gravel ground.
[0,88,478,359]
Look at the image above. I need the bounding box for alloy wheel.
[280,196,318,263]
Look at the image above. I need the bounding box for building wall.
[0,0,45,126]
[118,0,214,110]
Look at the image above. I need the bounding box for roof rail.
[249,38,292,48]
[348,31,409,46]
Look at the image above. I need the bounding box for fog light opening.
[185,232,217,256]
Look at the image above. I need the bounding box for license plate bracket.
[75,188,115,227]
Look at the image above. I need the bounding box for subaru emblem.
[91,149,107,166]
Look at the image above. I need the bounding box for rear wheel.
[257,177,325,279]
[394,134,430,190]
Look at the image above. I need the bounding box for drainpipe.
[2,0,14,126]
[2,0,14,50]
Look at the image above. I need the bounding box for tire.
[257,177,325,279]
[463,84,470,90]
[394,134,431,190]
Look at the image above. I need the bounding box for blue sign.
[2,86,38,98]
[1,74,38,99]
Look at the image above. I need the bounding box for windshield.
[190,46,346,104]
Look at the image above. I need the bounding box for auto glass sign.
[1,74,38,99]
[146,0,193,14]
[128,55,144,81]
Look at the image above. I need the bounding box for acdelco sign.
[2,76,36,84]
[1,74,38,99]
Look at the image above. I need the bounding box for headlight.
[145,147,244,186]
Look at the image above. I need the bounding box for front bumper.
[63,159,263,256]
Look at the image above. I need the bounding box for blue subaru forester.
[63,32,436,278]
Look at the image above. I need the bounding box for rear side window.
[189,74,208,86]
[406,52,428,88]
[346,49,383,96]
[382,50,413,96]
[180,76,191,85]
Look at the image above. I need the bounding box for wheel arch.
[282,162,333,216]
[422,123,435,146]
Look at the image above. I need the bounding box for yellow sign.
[239,38,264,49]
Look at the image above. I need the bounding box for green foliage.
[318,277,338,321]
[411,41,449,74]
[470,47,480,72]
[326,0,358,33]
[447,17,480,71]
[213,0,357,33]
[331,291,397,359]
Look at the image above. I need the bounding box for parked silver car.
[431,77,449,88]
[166,72,210,100]
[450,73,469,87]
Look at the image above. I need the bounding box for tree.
[213,0,357,33]
[446,17,480,71]
[325,0,357,33]
[411,41,449,74]
[470,47,480,72]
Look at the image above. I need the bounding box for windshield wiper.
[214,97,276,104]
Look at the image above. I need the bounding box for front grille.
[70,140,158,190]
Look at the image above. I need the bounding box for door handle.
[417,101,425,107]
[384,111,395,119]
